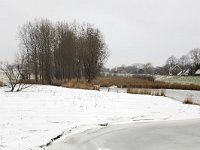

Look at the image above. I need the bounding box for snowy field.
[0,85,200,150]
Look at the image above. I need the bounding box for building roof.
[195,69,200,75]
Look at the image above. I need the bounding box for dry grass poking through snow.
[127,88,166,96]
[61,79,93,90]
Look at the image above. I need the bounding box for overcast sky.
[1,0,200,68]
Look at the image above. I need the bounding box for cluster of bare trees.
[18,19,108,84]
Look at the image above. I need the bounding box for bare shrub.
[0,62,32,92]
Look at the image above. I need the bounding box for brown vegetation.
[93,76,200,90]
[20,76,200,91]
[61,79,93,90]
[18,19,108,84]
[0,81,3,87]
[127,88,166,96]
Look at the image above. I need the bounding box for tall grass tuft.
[183,96,194,104]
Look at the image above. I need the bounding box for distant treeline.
[103,48,200,76]
[17,19,108,84]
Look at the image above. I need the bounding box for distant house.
[169,65,182,76]
[178,68,190,76]
[195,69,200,76]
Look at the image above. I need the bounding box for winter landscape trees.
[17,19,108,84]
[1,18,200,91]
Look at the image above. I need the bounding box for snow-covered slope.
[0,85,199,150]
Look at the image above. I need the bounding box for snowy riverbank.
[0,85,200,150]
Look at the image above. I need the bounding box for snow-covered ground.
[0,85,200,150]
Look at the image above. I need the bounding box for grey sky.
[1,0,200,68]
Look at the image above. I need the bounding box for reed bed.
[127,88,166,96]
[18,76,200,91]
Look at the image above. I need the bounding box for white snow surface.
[0,85,200,150]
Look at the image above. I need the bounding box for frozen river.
[165,89,200,104]
[100,87,200,104]
[48,119,200,150]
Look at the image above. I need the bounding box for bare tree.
[166,55,177,68]
[178,55,191,70]
[189,48,200,66]
[18,24,31,80]
[37,19,55,84]
[18,21,40,82]
[81,25,108,82]
[143,62,154,74]
[54,22,77,80]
